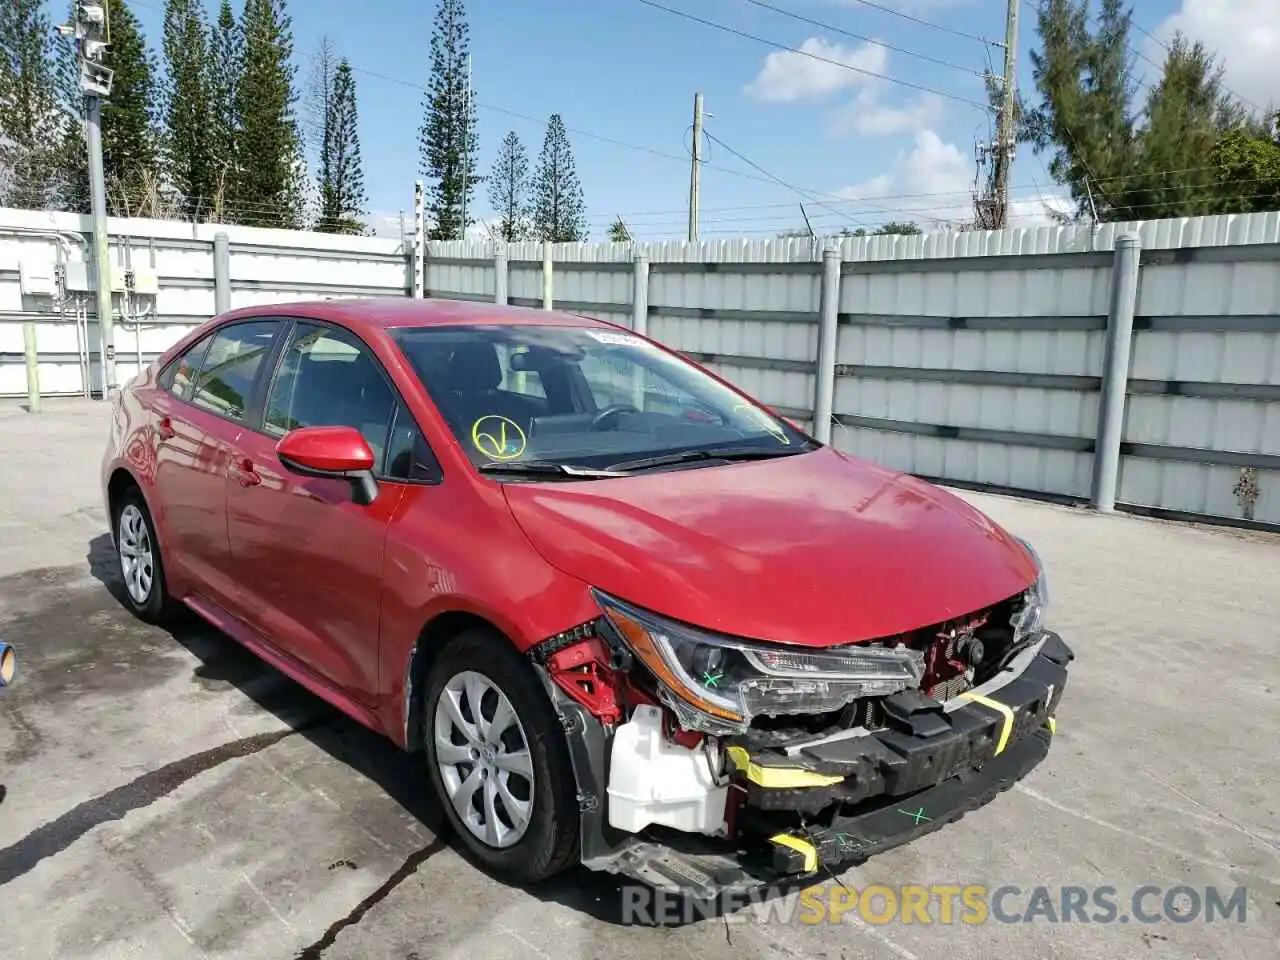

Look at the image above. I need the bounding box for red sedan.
[101,298,1070,895]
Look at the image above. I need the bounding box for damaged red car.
[102,298,1072,896]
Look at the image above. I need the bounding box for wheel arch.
[106,466,145,539]
[402,609,511,753]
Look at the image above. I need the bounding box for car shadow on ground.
[86,533,804,928]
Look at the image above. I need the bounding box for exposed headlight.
[592,589,922,732]
[1012,537,1050,639]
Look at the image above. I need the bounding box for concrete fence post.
[813,244,842,444]
[412,179,425,298]
[494,245,508,305]
[631,252,649,336]
[23,321,41,413]
[213,232,231,315]
[542,242,554,310]
[1091,233,1142,512]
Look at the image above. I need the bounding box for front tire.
[114,488,177,624]
[422,628,580,883]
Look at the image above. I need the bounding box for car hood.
[501,447,1038,648]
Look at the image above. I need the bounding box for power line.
[631,0,993,111]
[735,0,986,77]
[835,0,998,46]
[703,131,877,229]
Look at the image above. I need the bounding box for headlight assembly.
[592,589,922,732]
[1012,536,1050,639]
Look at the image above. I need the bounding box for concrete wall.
[0,206,410,398]
[426,213,1280,529]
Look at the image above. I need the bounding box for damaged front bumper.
[552,630,1073,898]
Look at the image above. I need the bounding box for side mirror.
[276,426,379,505]
[0,640,16,688]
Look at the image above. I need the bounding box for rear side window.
[190,321,280,421]
[160,336,213,400]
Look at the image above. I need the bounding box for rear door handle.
[230,458,262,487]
[157,417,176,441]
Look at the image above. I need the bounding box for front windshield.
[391,323,814,472]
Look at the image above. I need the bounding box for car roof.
[214,297,618,333]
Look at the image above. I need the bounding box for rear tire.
[422,628,580,883]
[114,488,178,624]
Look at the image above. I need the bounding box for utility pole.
[687,92,703,242]
[991,0,1020,230]
[62,2,116,397]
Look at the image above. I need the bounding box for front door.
[223,321,405,705]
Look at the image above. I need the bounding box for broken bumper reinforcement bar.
[560,630,1072,899]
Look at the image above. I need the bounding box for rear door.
[222,320,423,704]
[150,319,283,602]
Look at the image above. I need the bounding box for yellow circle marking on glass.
[732,403,791,445]
[471,415,527,461]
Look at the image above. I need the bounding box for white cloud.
[901,129,970,198]
[365,211,408,240]
[1151,0,1280,112]
[828,88,945,137]
[828,130,1072,230]
[835,174,893,202]
[745,37,889,103]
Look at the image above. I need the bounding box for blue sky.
[98,0,1267,238]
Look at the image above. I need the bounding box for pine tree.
[1025,0,1260,221]
[162,0,215,219]
[318,59,367,234]
[0,0,72,208]
[208,0,242,215]
[488,130,530,241]
[305,35,337,172]
[532,114,587,242]
[99,0,160,214]
[419,0,479,240]
[607,216,630,242]
[235,0,302,228]
[1133,33,1248,218]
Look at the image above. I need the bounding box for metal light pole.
[62,2,116,397]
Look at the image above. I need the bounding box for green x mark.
[898,806,931,824]
[702,671,724,688]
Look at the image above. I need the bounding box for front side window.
[189,320,280,420]
[391,324,813,473]
[162,336,212,400]
[264,323,399,473]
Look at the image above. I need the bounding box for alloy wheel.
[433,670,535,849]
[117,504,154,606]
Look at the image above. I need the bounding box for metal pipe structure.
[1091,234,1142,512]
[813,244,842,444]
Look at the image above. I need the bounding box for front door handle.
[157,417,176,441]
[230,458,262,487]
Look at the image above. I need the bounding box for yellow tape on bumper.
[726,746,844,788]
[1048,716,1057,735]
[957,691,1015,755]
[770,833,818,873]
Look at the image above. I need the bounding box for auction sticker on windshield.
[585,330,644,346]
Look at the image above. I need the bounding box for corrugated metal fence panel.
[1,207,407,397]
[829,246,1114,498]
[1119,241,1280,525]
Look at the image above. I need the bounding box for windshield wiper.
[607,445,809,473]
[478,460,630,480]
